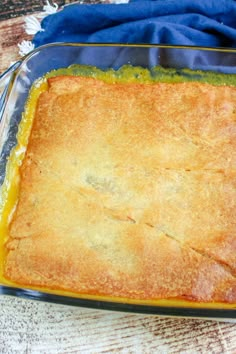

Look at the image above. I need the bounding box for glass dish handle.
[0,61,21,122]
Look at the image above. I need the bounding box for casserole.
[0,43,236,320]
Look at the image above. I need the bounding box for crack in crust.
[163,232,236,278]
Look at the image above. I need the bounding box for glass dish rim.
[2,41,236,80]
[1,42,236,103]
[0,42,236,319]
[17,42,236,57]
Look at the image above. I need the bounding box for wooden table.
[1,2,236,352]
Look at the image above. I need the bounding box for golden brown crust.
[5,75,236,303]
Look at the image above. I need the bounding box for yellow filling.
[0,65,235,310]
[0,79,48,281]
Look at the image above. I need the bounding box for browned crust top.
[5,76,236,303]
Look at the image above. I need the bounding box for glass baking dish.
[0,43,236,320]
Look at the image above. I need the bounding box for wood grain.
[0,1,75,20]
[0,1,109,74]
[0,296,236,353]
[0,15,32,73]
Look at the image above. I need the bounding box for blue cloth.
[32,0,236,73]
[34,0,236,48]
